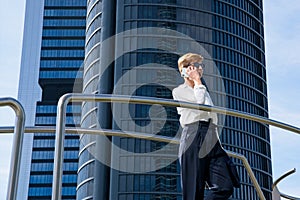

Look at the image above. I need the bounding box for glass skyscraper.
[18,0,272,199]
[78,0,272,200]
[17,0,86,199]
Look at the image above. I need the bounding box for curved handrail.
[2,95,300,199]
[273,168,300,200]
[0,126,264,199]
[0,124,299,199]
[51,93,297,200]
[273,168,296,190]
[0,98,25,200]
[51,93,300,200]
[280,193,300,200]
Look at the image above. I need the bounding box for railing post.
[0,98,25,200]
[227,151,266,200]
[51,94,72,200]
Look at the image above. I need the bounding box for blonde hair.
[178,53,203,72]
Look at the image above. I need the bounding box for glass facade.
[78,0,272,199]
[212,1,272,199]
[27,0,87,199]
[76,0,102,199]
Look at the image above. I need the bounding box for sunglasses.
[184,62,205,69]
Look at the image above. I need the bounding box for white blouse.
[172,83,218,127]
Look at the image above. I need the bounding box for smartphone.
[181,68,189,78]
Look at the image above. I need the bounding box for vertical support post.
[51,94,71,200]
[227,151,266,200]
[0,98,26,200]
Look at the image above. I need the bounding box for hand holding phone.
[181,68,189,78]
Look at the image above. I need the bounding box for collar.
[183,82,194,89]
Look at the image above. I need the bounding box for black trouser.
[179,121,234,200]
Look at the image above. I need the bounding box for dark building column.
[93,0,116,200]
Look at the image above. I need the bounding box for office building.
[17,0,86,199]
[18,0,271,199]
[78,0,272,200]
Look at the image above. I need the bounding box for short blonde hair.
[178,53,203,72]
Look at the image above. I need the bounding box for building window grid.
[36,104,81,114]
[117,174,179,193]
[44,9,86,17]
[33,139,54,148]
[82,74,99,94]
[41,49,85,57]
[222,82,267,115]
[76,178,94,200]
[39,70,83,79]
[230,132,263,156]
[35,116,81,125]
[31,150,78,160]
[86,14,102,37]
[213,14,263,49]
[77,161,95,188]
[213,34,263,64]
[44,0,86,7]
[42,28,85,38]
[78,148,96,167]
[83,58,100,79]
[81,102,97,120]
[28,187,52,197]
[40,60,83,69]
[214,50,266,84]
[43,19,86,27]
[87,1,102,26]
[223,118,270,141]
[42,39,85,47]
[87,0,101,13]
[31,162,78,172]
[215,0,263,33]
[85,30,101,58]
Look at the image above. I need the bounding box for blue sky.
[0,0,299,198]
[0,0,25,197]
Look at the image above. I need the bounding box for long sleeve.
[173,84,217,126]
[172,89,183,115]
[193,84,207,104]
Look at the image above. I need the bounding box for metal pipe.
[227,151,266,200]
[272,168,300,200]
[0,98,25,200]
[51,95,69,200]
[53,93,294,200]
[279,193,300,200]
[0,126,266,199]
[68,94,300,134]
[1,95,299,199]
[273,168,296,190]
[0,126,180,144]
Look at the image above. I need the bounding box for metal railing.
[272,169,300,200]
[1,95,300,199]
[0,125,265,199]
[0,98,25,200]
[51,93,300,200]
